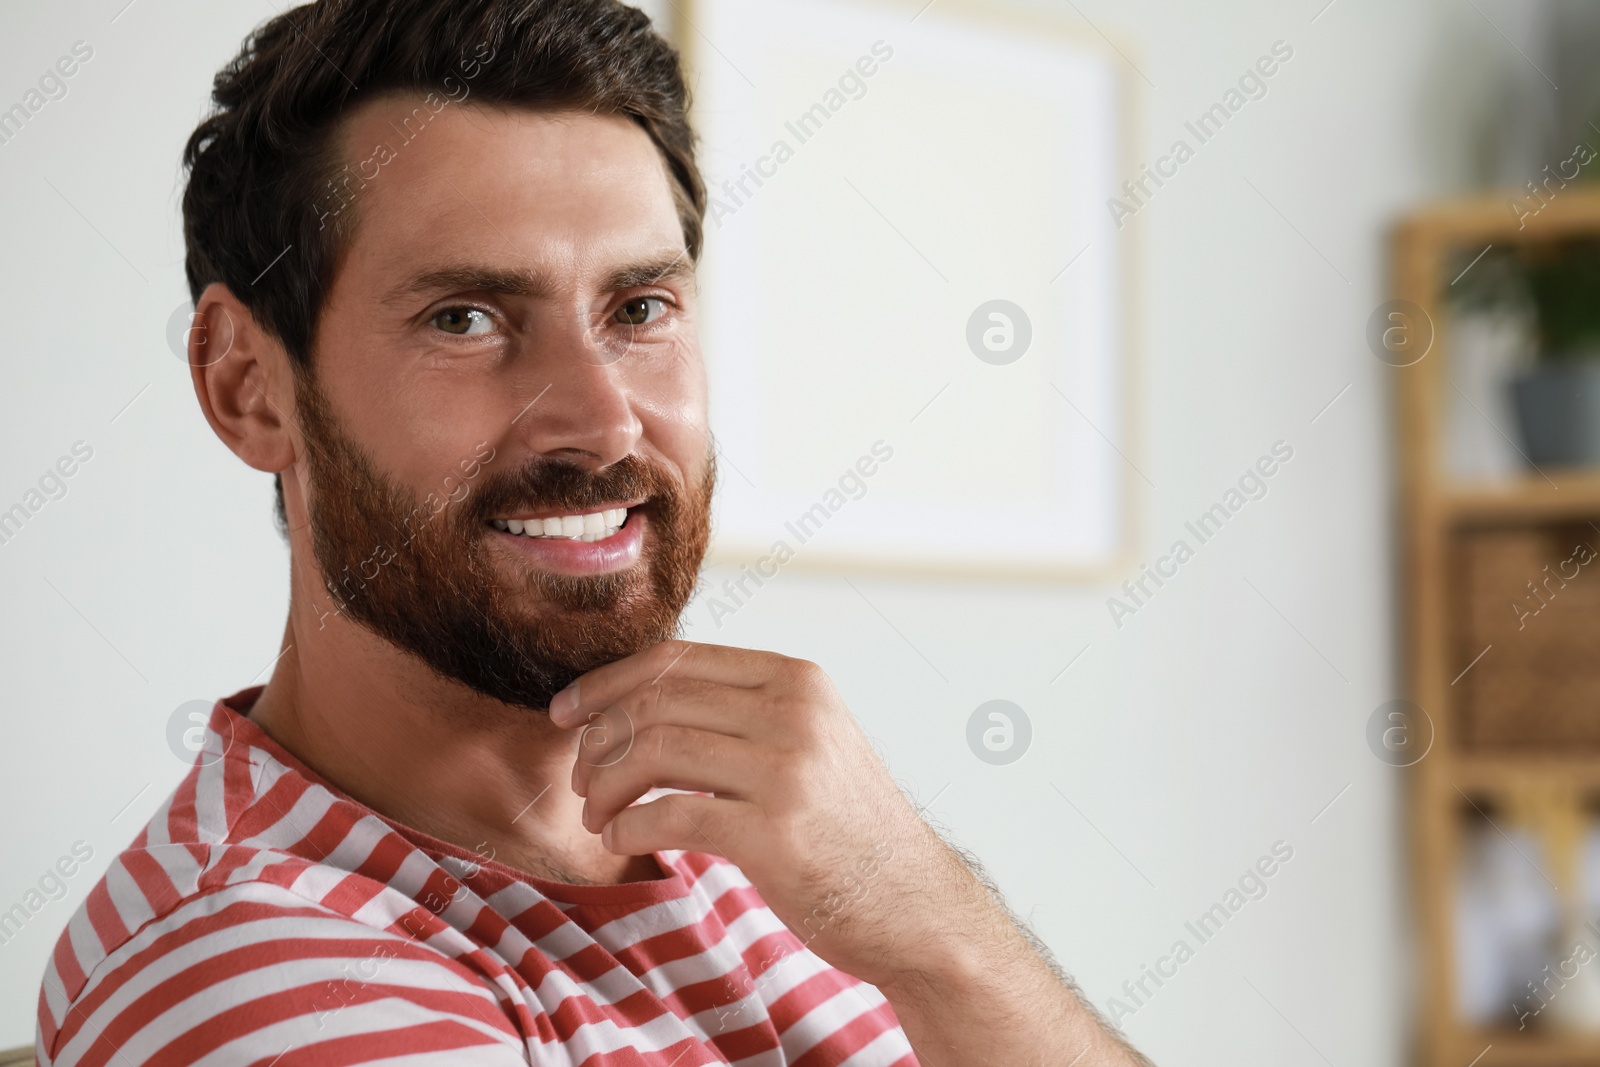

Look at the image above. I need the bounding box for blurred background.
[6,1,1600,1064]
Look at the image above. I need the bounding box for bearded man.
[36,2,1152,1065]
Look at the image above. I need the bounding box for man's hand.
[547,639,1154,1067]
[547,638,953,989]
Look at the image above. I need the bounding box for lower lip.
[488,512,646,574]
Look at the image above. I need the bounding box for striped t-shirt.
[37,686,919,1066]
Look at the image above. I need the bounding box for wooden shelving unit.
[1396,190,1600,1067]
[1447,471,1600,522]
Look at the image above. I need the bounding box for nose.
[512,314,643,470]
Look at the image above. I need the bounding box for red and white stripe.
[37,688,919,1066]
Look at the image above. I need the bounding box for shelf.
[1459,1030,1600,1066]
[1452,754,1600,792]
[1438,471,1600,523]
[1395,189,1600,245]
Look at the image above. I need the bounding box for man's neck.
[244,565,660,887]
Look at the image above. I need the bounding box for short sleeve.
[40,881,531,1067]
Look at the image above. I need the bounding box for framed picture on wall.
[676,0,1134,579]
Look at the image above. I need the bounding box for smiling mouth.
[488,507,632,543]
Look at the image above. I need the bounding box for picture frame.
[672,0,1138,580]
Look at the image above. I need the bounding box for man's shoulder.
[41,739,365,996]
[47,840,380,987]
[37,841,522,1066]
[36,729,485,1067]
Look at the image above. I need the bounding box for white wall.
[0,0,1535,1060]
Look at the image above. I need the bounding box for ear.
[187,282,300,480]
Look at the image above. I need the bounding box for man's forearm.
[873,839,1154,1067]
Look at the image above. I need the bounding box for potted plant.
[1451,240,1600,467]
[1510,240,1600,466]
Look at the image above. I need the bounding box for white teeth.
[491,508,629,541]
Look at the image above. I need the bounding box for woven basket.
[1455,522,1600,749]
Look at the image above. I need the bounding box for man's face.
[289,97,713,711]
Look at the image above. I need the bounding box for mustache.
[463,454,675,522]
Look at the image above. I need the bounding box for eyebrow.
[381,265,548,306]
[380,251,696,307]
[603,251,697,293]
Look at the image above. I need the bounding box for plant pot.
[1510,361,1600,467]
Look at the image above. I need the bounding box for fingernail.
[601,821,614,850]
[549,682,579,723]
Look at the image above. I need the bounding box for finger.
[548,640,785,726]
[579,724,769,833]
[603,792,755,858]
[568,678,764,799]
[612,675,772,741]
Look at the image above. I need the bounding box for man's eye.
[614,297,667,327]
[432,307,494,336]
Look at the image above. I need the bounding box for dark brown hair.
[179,0,705,524]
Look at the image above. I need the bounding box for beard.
[292,368,714,713]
